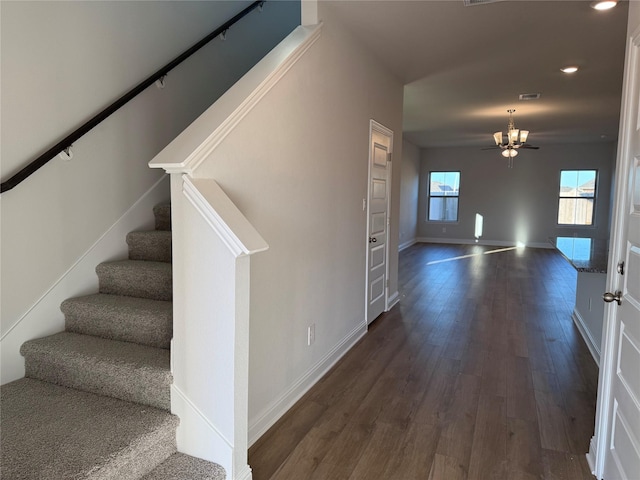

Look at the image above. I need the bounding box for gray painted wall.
[399,139,420,248]
[417,143,616,246]
[189,4,404,438]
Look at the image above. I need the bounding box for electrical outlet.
[442,227,446,233]
[307,324,315,346]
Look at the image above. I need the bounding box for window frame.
[427,170,461,223]
[557,169,598,227]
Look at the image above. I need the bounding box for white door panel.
[366,122,393,324]
[370,244,385,269]
[370,212,386,236]
[370,275,385,305]
[609,401,639,479]
[593,20,640,480]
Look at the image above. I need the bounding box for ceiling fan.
[483,109,539,167]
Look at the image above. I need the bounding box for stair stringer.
[169,174,267,480]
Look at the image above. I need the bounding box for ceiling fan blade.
[521,145,540,149]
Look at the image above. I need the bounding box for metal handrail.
[0,0,265,194]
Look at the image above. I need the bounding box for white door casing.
[589,18,640,480]
[366,120,393,325]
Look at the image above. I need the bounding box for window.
[428,171,460,222]
[558,170,597,225]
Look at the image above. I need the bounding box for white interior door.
[590,16,640,480]
[366,121,393,325]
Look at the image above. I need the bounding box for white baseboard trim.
[415,237,552,249]
[399,239,416,251]
[0,176,170,385]
[235,465,253,480]
[387,291,400,310]
[248,321,367,446]
[587,437,598,478]
[572,310,601,367]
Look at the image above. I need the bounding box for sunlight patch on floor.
[426,246,522,265]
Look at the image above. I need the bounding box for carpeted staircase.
[1,204,226,480]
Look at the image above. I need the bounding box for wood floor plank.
[413,372,457,427]
[467,394,508,479]
[348,422,405,479]
[541,449,596,480]
[506,316,530,357]
[458,339,485,377]
[534,389,572,452]
[507,356,538,422]
[561,389,597,455]
[435,373,481,473]
[383,422,440,479]
[307,422,374,480]
[506,417,545,480]
[268,427,337,480]
[480,348,508,397]
[248,399,327,479]
[376,344,443,427]
[427,453,467,480]
[248,244,600,480]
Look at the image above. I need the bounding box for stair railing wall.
[149,24,322,480]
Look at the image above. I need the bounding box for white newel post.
[167,173,267,480]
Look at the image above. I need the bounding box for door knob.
[369,237,377,243]
[603,291,622,305]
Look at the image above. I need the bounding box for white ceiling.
[323,0,629,148]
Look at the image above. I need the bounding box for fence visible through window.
[558,170,597,225]
[428,171,460,222]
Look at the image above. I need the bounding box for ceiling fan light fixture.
[488,110,537,167]
[561,66,579,74]
[591,1,617,11]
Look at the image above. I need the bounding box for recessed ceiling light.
[561,66,579,74]
[591,1,617,10]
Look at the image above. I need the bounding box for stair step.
[142,453,226,480]
[21,332,171,410]
[62,294,172,349]
[127,230,172,263]
[97,260,172,301]
[1,378,179,480]
[154,203,171,231]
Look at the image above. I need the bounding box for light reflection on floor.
[425,245,522,266]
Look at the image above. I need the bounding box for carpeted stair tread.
[0,378,179,480]
[21,332,171,410]
[154,203,171,231]
[141,453,226,480]
[127,230,172,263]
[97,260,172,301]
[62,293,172,349]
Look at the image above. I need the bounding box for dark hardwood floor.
[249,243,599,479]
